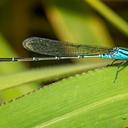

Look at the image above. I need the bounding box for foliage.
[0,0,128,127]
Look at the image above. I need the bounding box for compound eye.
[101,53,107,58]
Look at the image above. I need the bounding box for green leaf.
[0,35,41,102]
[85,0,128,36]
[0,61,108,91]
[0,65,128,128]
[43,0,113,47]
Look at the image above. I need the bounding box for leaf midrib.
[33,92,128,128]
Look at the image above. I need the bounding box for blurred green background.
[0,0,128,103]
[0,0,128,72]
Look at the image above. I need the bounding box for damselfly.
[0,37,127,81]
[1,37,128,61]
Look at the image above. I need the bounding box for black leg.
[107,59,118,67]
[113,60,128,83]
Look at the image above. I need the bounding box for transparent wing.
[23,37,110,57]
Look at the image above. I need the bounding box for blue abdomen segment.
[100,47,128,59]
